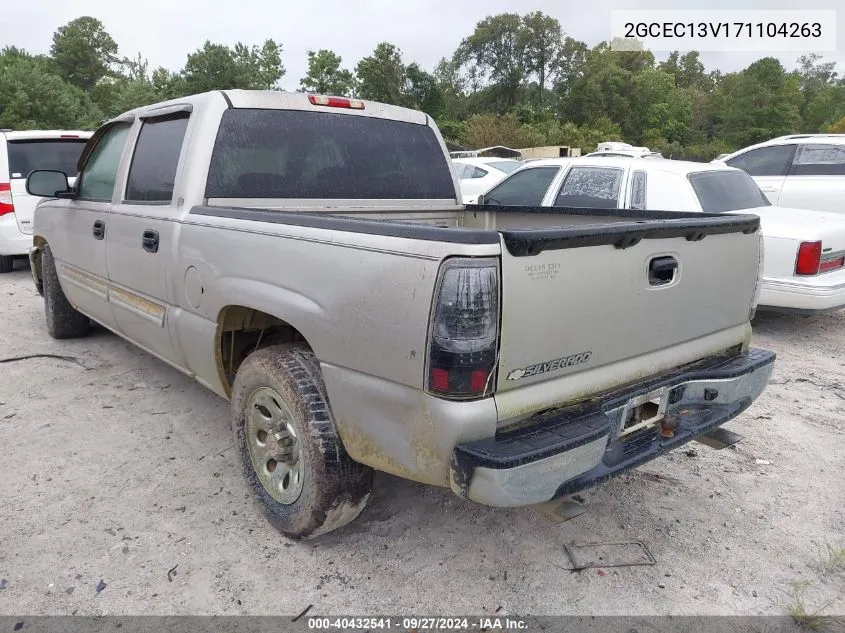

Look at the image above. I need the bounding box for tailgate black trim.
[467,204,760,256]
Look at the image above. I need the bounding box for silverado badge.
[506,351,593,381]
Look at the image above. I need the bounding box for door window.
[77,124,131,201]
[125,114,190,203]
[791,144,845,176]
[482,167,559,206]
[555,166,624,208]
[725,145,796,176]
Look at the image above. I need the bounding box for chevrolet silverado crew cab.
[26,90,775,538]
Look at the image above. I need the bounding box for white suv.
[0,130,92,272]
[715,134,845,214]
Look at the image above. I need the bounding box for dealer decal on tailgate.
[506,351,593,381]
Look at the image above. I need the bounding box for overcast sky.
[3,0,843,90]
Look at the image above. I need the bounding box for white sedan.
[478,156,845,315]
[451,157,523,204]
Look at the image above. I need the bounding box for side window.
[791,144,845,176]
[125,114,190,203]
[471,167,488,179]
[77,124,131,202]
[629,170,647,210]
[555,166,623,208]
[725,145,796,177]
[483,167,559,206]
[453,164,470,179]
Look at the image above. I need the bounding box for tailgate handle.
[648,256,678,286]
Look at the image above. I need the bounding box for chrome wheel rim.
[245,386,304,504]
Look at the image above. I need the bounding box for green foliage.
[50,16,118,92]
[183,39,284,93]
[454,13,528,111]
[826,116,845,133]
[521,12,564,105]
[711,57,802,147]
[0,50,101,129]
[355,43,406,104]
[403,63,446,118]
[461,113,544,149]
[299,49,355,96]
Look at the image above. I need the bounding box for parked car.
[480,157,845,315]
[0,130,92,272]
[451,157,522,203]
[714,134,845,214]
[27,90,773,538]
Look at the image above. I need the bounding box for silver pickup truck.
[25,90,775,538]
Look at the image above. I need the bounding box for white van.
[0,130,92,272]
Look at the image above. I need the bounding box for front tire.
[42,244,90,339]
[0,255,13,273]
[231,344,373,539]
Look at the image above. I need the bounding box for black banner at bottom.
[0,616,842,633]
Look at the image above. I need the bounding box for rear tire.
[0,255,13,273]
[231,343,373,539]
[42,244,90,339]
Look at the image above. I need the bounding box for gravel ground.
[0,258,843,617]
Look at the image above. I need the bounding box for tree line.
[2,14,844,159]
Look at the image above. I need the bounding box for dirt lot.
[0,258,843,617]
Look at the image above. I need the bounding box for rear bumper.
[0,214,30,257]
[758,277,845,314]
[450,348,775,507]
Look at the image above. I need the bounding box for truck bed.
[195,203,761,423]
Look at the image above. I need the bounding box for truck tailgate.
[493,218,761,421]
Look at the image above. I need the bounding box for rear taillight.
[308,94,365,109]
[820,256,845,273]
[427,258,500,399]
[796,241,822,276]
[0,183,14,216]
[795,241,845,275]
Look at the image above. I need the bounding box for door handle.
[648,256,678,286]
[759,186,777,192]
[92,220,105,240]
[142,229,159,253]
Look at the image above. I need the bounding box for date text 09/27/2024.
[307,617,528,630]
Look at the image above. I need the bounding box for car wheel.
[0,255,13,273]
[231,343,373,539]
[42,244,90,339]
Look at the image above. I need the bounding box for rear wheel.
[231,344,373,538]
[42,244,90,339]
[0,255,13,273]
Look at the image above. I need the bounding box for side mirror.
[26,170,71,198]
[476,194,485,206]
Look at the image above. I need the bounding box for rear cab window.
[791,144,845,176]
[206,110,455,200]
[6,138,88,179]
[688,170,771,212]
[483,167,559,206]
[554,166,624,208]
